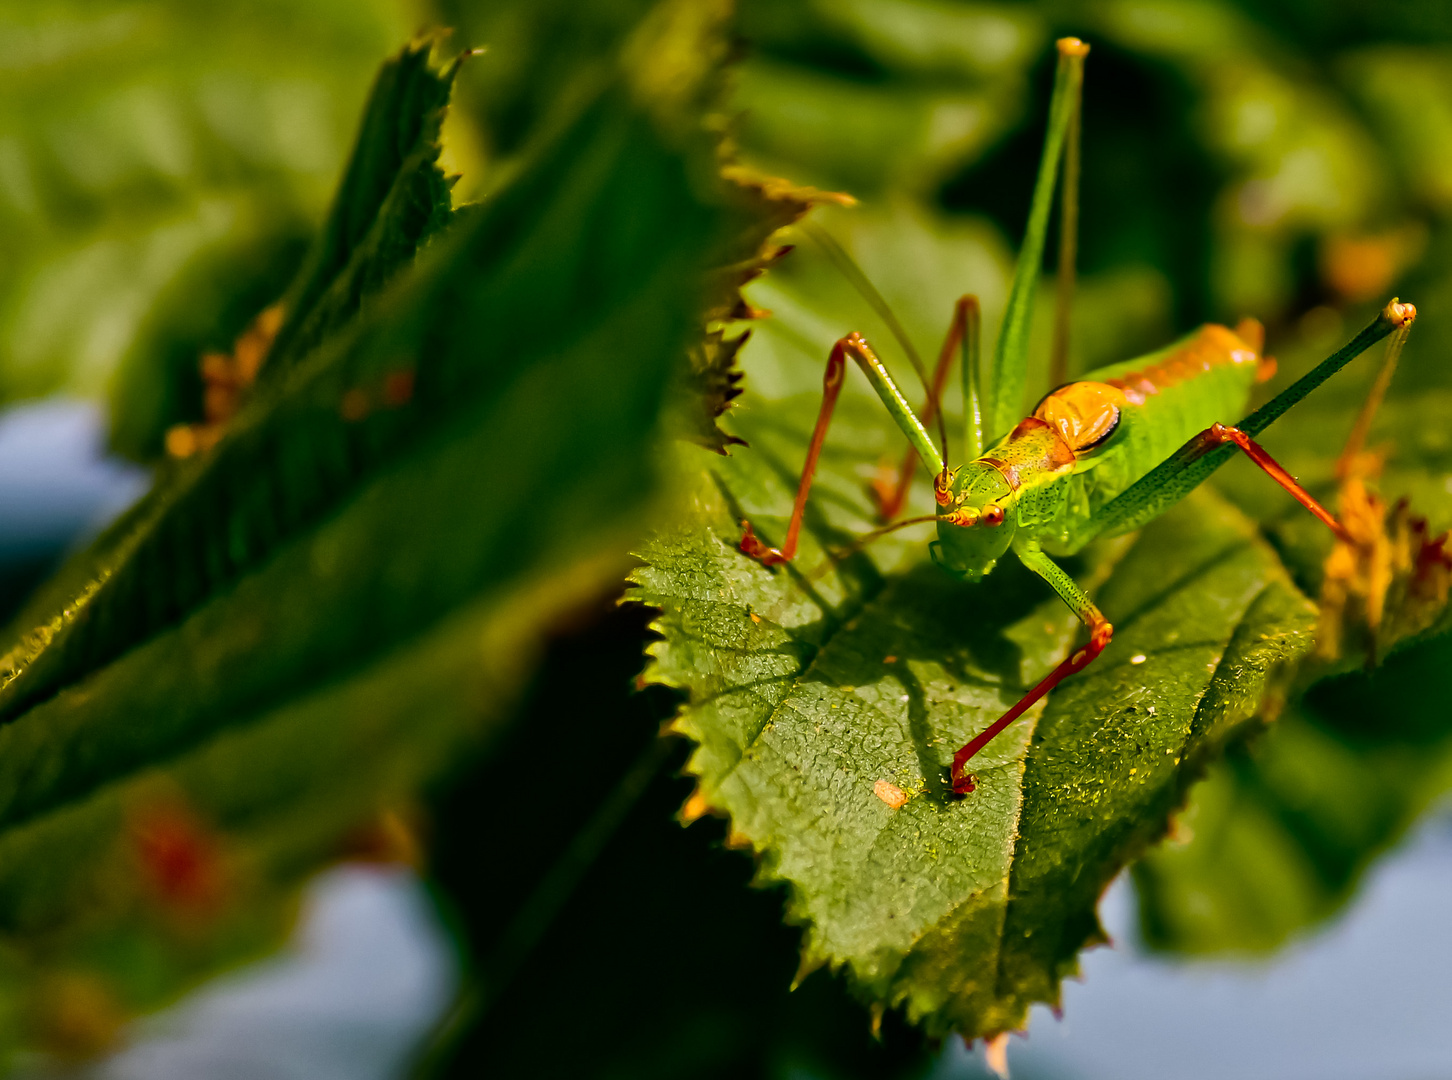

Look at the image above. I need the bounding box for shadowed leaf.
[266,36,466,377]
[1135,629,1452,954]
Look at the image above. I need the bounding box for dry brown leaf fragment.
[1316,450,1452,665]
[678,167,853,454]
[165,303,285,458]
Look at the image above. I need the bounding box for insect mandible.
[736,37,1417,795]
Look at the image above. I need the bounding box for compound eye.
[982,504,1005,527]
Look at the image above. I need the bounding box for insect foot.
[739,521,788,566]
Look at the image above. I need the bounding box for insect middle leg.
[951,541,1111,795]
[740,332,944,565]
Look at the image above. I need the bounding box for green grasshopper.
[736,38,1416,796]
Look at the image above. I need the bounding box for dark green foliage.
[423,603,936,1079]
[0,3,740,1054]
[431,0,679,164]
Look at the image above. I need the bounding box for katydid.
[735,37,1417,796]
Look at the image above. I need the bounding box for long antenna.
[1337,315,1413,476]
[989,38,1089,441]
[961,295,984,461]
[801,220,949,464]
[1049,44,1084,390]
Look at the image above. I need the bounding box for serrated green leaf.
[633,223,1319,1037]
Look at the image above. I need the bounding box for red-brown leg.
[1199,423,1352,544]
[874,296,976,521]
[739,340,849,565]
[951,614,1113,795]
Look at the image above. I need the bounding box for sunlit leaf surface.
[634,216,1319,1032]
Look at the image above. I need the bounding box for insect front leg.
[950,541,1112,795]
[740,332,944,565]
[874,295,981,523]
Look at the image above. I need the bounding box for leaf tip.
[984,1032,1011,1079]
[790,948,827,990]
[679,788,711,824]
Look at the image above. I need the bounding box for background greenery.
[0,0,1444,1075]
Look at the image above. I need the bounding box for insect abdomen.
[1029,322,1265,549]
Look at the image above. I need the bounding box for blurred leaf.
[432,0,707,167]
[727,0,1041,197]
[0,7,737,1052]
[1087,0,1389,316]
[741,0,1045,82]
[1135,630,1452,954]
[267,36,463,378]
[0,0,413,411]
[732,60,1022,197]
[1340,46,1452,215]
